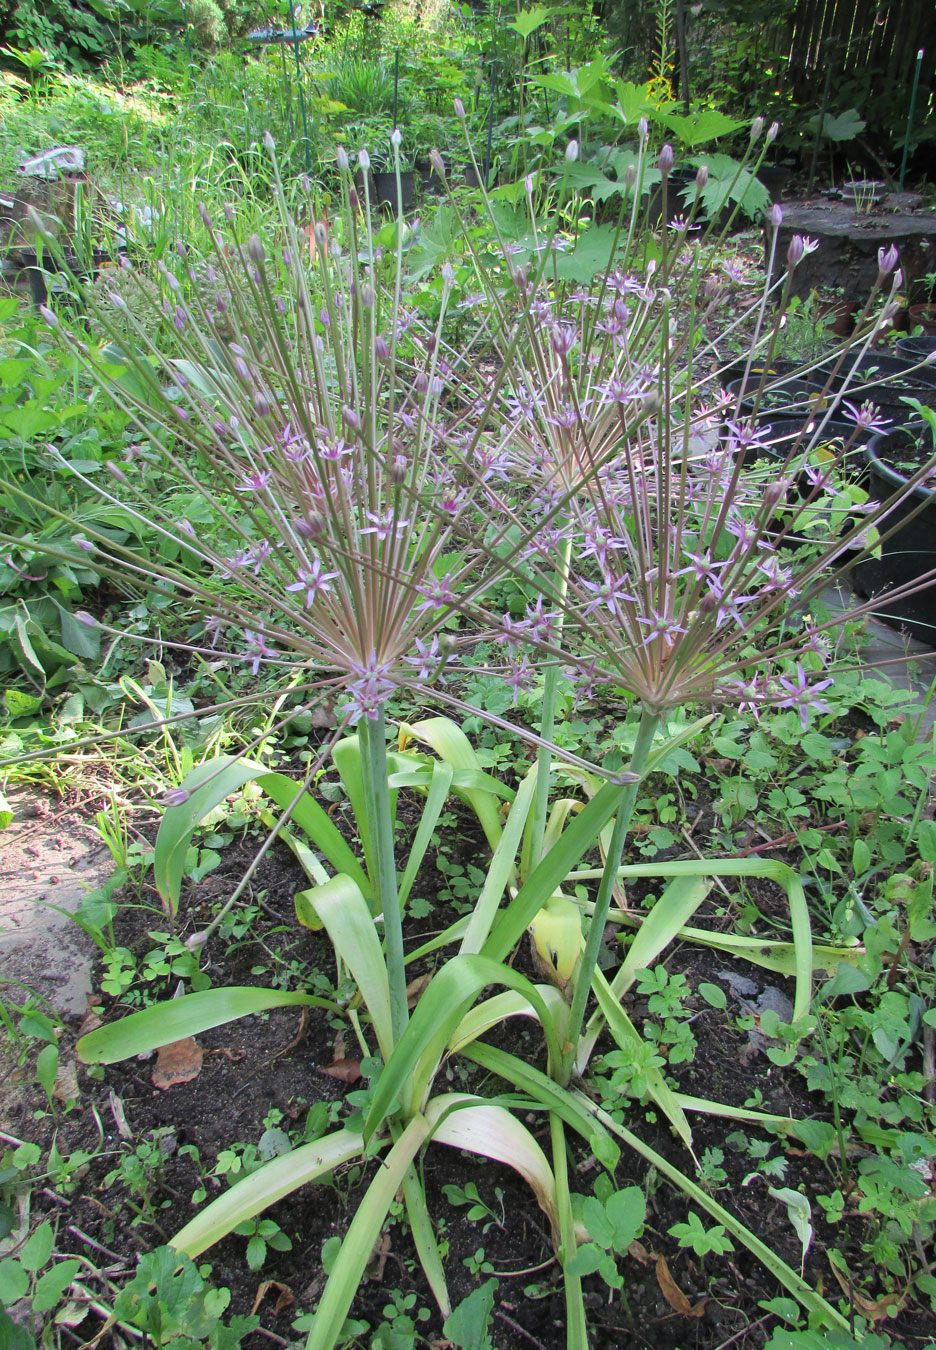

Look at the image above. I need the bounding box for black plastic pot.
[725,375,821,423]
[808,351,936,424]
[852,424,936,641]
[718,358,799,392]
[373,169,415,214]
[896,334,936,362]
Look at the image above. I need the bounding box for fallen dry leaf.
[655,1255,708,1317]
[365,1231,391,1283]
[406,972,433,1009]
[109,1090,133,1139]
[152,1038,203,1090]
[250,1281,295,1316]
[319,1058,362,1084]
[53,1060,79,1103]
[76,1004,103,1038]
[627,1239,654,1266]
[829,1261,906,1319]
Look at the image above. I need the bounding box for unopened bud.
[769,202,783,228]
[253,391,271,418]
[185,931,207,953]
[763,479,786,509]
[39,305,58,327]
[658,143,674,174]
[695,164,709,190]
[107,461,128,482]
[391,127,402,149]
[525,173,534,197]
[248,234,265,263]
[336,145,349,172]
[766,121,779,144]
[415,371,429,395]
[787,234,805,266]
[429,148,446,179]
[624,164,636,187]
[342,405,361,431]
[358,148,371,172]
[877,243,899,276]
[638,117,649,141]
[454,97,466,120]
[74,610,97,627]
[750,116,765,141]
[375,335,390,361]
[163,787,191,808]
[361,283,374,309]
[263,130,275,152]
[566,139,578,163]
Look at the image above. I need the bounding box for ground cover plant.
[2,6,936,1348]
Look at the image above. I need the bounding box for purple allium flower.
[235,469,272,493]
[285,558,338,606]
[361,510,410,542]
[244,629,276,675]
[405,636,441,681]
[774,663,833,730]
[344,653,397,722]
[163,787,191,807]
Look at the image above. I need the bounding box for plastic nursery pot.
[725,375,822,424]
[718,358,799,392]
[908,304,936,337]
[373,169,416,214]
[852,423,936,642]
[809,351,936,422]
[896,334,936,362]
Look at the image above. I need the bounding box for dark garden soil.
[5,788,936,1350]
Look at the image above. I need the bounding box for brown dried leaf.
[53,1059,79,1103]
[655,1255,707,1317]
[76,1004,103,1038]
[627,1239,654,1266]
[365,1231,391,1282]
[152,1037,203,1090]
[250,1281,295,1316]
[406,972,433,1009]
[319,1058,362,1084]
[108,1090,133,1139]
[829,1262,906,1319]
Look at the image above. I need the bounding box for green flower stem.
[529,526,573,875]
[550,1111,587,1350]
[559,708,660,1086]
[359,707,408,1046]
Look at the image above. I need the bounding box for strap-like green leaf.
[304,1116,432,1350]
[77,987,337,1064]
[312,875,394,1063]
[460,765,537,955]
[154,755,370,913]
[400,717,506,853]
[172,1128,365,1257]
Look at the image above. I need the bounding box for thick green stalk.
[529,527,574,874]
[359,707,408,1045]
[559,709,660,1086]
[550,1112,588,1350]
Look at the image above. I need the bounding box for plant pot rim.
[865,422,936,499]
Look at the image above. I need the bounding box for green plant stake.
[898,48,924,193]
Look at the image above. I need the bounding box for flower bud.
[658,143,674,174]
[429,148,446,179]
[358,148,371,172]
[454,97,466,120]
[391,126,402,149]
[566,139,579,163]
[766,121,779,144]
[877,243,899,275]
[360,283,375,309]
[415,371,429,395]
[74,610,97,627]
[787,234,805,266]
[624,164,636,187]
[253,391,271,418]
[336,145,349,172]
[763,479,786,509]
[525,173,534,197]
[39,305,58,327]
[638,117,649,141]
[263,130,275,152]
[375,335,390,361]
[342,405,361,431]
[750,116,765,141]
[248,234,265,263]
[107,461,128,482]
[163,787,191,808]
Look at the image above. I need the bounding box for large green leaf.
[312,875,394,1063]
[401,717,505,852]
[172,1128,365,1257]
[77,988,336,1064]
[153,755,370,913]
[304,1117,431,1350]
[364,955,562,1138]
